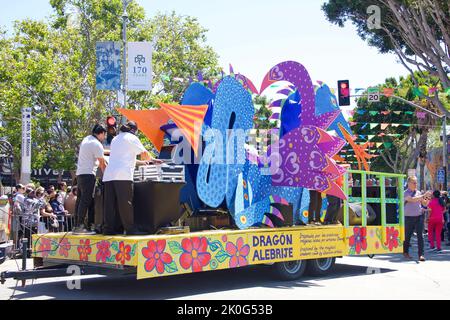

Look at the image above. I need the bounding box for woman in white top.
[102,121,161,235]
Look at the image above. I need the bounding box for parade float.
[1,61,405,284]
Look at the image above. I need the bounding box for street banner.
[127,42,152,91]
[21,107,32,183]
[96,42,122,90]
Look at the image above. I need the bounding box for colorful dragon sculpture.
[118,61,349,230]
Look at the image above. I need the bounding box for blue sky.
[0,0,408,94]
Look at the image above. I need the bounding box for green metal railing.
[343,170,406,242]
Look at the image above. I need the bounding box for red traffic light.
[106,116,116,127]
[337,80,350,106]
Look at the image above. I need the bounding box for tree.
[0,0,220,181]
[347,73,440,176]
[253,95,276,131]
[322,0,450,117]
[50,0,220,103]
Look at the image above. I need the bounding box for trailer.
[1,170,405,284]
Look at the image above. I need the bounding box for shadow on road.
[4,261,397,300]
[367,237,450,264]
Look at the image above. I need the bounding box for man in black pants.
[74,124,107,234]
[324,195,342,225]
[102,121,161,235]
[403,176,431,261]
[308,190,322,225]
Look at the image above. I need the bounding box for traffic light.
[337,80,350,106]
[106,116,117,145]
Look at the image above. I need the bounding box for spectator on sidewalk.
[13,184,26,208]
[403,176,431,262]
[427,190,446,253]
[21,189,40,254]
[35,187,58,232]
[65,186,77,216]
[48,188,69,232]
[443,192,450,246]
[57,181,68,206]
[64,186,77,231]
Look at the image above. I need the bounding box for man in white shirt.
[102,121,161,235]
[74,124,107,234]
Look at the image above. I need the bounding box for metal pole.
[21,238,27,269]
[21,238,28,286]
[443,116,448,191]
[121,0,129,123]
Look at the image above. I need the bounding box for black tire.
[272,260,307,281]
[306,257,336,276]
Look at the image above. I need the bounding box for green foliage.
[348,73,441,173]
[322,0,449,58]
[253,95,276,131]
[0,1,220,176]
[322,0,450,117]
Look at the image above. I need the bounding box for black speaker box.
[133,180,185,233]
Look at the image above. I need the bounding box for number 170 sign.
[127,42,152,91]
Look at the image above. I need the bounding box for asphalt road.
[1,243,449,300]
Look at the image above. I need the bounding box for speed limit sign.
[368,87,380,102]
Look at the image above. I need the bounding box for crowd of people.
[11,181,78,251]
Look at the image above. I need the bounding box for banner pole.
[122,0,130,120]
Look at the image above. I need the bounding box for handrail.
[348,170,406,178]
[343,172,350,227]
[361,173,367,226]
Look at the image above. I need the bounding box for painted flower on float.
[349,227,367,254]
[179,237,211,272]
[115,242,131,265]
[38,237,52,258]
[96,240,111,263]
[142,240,173,274]
[225,237,250,268]
[384,227,399,251]
[58,238,71,258]
[78,239,92,261]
